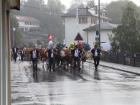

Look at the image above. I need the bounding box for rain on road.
[11,61,140,105]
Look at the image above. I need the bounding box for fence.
[101,52,140,67]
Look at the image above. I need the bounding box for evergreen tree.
[111,2,140,54]
[106,0,130,24]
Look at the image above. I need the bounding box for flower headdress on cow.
[56,43,65,49]
[69,42,75,50]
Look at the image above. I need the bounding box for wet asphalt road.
[11,61,140,105]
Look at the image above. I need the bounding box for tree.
[111,2,140,54]
[106,0,132,24]
[87,0,95,8]
[21,0,45,19]
[44,0,65,42]
[69,0,95,9]
[12,0,66,43]
[23,0,65,42]
[10,15,22,47]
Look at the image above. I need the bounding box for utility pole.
[86,6,88,44]
[98,0,101,47]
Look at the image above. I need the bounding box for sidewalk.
[11,61,39,105]
[86,60,140,75]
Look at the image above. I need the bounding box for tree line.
[109,1,140,54]
[11,0,95,47]
[11,0,66,47]
[11,0,140,54]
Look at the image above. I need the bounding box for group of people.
[12,47,24,62]
[31,42,101,71]
[47,43,84,72]
[11,42,101,74]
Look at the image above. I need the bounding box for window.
[25,21,32,25]
[78,16,87,24]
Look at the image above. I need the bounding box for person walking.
[48,47,56,72]
[91,44,101,70]
[19,48,24,61]
[31,48,39,79]
[72,45,82,71]
[12,47,18,62]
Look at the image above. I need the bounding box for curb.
[86,61,140,76]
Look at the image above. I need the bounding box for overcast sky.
[57,0,140,8]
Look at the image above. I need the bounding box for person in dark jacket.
[19,48,24,61]
[91,45,101,70]
[72,45,82,70]
[31,48,39,74]
[12,47,18,62]
[48,47,56,72]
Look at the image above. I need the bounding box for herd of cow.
[11,46,92,72]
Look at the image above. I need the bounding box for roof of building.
[83,22,117,32]
[62,5,92,17]
[15,15,40,23]
[62,4,109,20]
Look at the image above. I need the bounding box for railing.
[101,52,140,67]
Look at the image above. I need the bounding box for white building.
[62,4,116,50]
[83,22,117,50]
[15,15,40,32]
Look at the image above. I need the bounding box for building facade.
[62,4,109,47]
[15,15,40,32]
[63,5,115,47]
[83,22,117,50]
[0,0,20,105]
